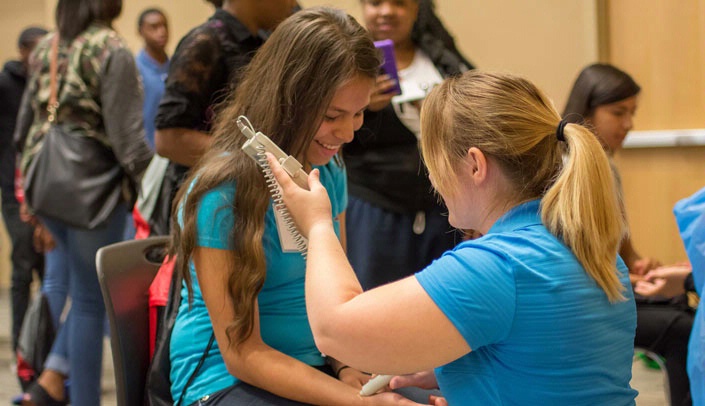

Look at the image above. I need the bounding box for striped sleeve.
[415,243,516,349]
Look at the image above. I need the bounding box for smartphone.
[374,39,402,96]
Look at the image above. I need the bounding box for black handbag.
[23,34,123,230]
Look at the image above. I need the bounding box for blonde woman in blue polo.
[269,71,638,405]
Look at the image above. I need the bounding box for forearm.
[231,343,367,406]
[305,223,364,341]
[154,127,212,167]
[13,87,34,153]
[619,238,641,272]
[629,273,642,286]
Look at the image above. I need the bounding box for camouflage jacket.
[14,23,152,185]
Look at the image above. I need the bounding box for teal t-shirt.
[170,160,347,405]
[415,200,638,406]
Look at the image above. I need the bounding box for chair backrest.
[96,236,170,406]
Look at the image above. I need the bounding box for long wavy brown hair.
[171,7,380,346]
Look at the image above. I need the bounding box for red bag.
[14,167,25,204]
[148,257,175,359]
[133,207,151,240]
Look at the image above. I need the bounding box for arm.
[154,127,212,167]
[305,226,468,373]
[619,235,660,277]
[634,263,692,298]
[268,156,470,374]
[154,29,222,167]
[101,47,153,183]
[13,84,34,154]
[339,211,347,253]
[194,247,421,406]
[327,355,371,389]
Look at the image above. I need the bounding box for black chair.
[96,236,170,406]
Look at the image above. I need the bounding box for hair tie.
[556,119,568,142]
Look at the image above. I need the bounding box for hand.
[390,370,439,391]
[361,391,427,406]
[338,367,371,389]
[429,395,448,406]
[368,74,397,112]
[19,202,37,225]
[634,264,692,298]
[33,223,55,253]
[631,257,661,275]
[265,153,333,237]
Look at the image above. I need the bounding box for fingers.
[429,395,449,406]
[367,75,397,112]
[264,152,294,189]
[633,257,661,275]
[375,75,398,94]
[643,264,692,282]
[389,375,412,389]
[389,371,436,390]
[634,279,665,297]
[642,268,665,281]
[265,153,324,194]
[307,168,323,192]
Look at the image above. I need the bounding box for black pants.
[1,200,44,351]
[346,196,461,290]
[635,298,694,406]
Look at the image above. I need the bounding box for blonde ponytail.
[541,123,626,302]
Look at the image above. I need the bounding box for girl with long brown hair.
[169,7,422,406]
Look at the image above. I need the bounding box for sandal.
[15,381,68,406]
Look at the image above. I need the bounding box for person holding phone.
[169,7,426,406]
[269,70,638,405]
[344,0,473,290]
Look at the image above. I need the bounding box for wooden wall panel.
[614,148,705,264]
[608,0,705,130]
[304,0,600,111]
[608,0,705,266]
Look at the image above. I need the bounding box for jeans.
[41,246,69,333]
[1,200,44,351]
[189,366,440,406]
[41,204,126,406]
[192,381,441,405]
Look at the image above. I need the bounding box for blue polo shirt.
[416,200,638,406]
[170,160,347,406]
[135,49,169,149]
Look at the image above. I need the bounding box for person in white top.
[344,0,473,290]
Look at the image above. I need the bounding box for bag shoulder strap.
[175,332,215,406]
[47,31,90,124]
[47,34,59,123]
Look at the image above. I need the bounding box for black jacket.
[344,37,473,214]
[0,60,27,205]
